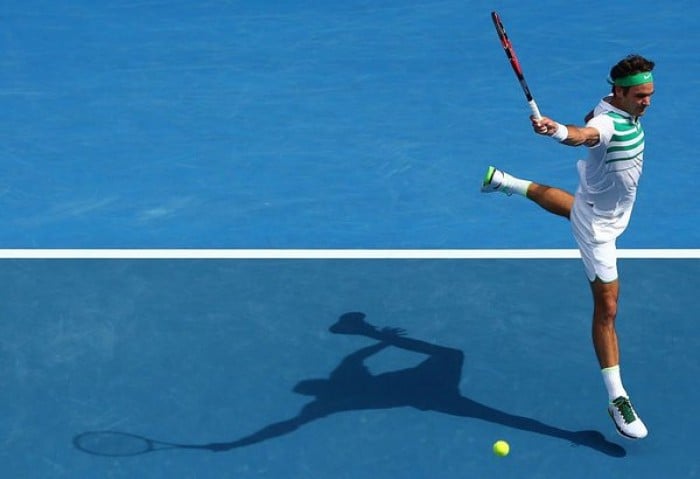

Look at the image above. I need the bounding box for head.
[609,54,655,117]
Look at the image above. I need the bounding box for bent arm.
[531,115,600,147]
[559,124,600,147]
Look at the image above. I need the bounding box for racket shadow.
[73,312,626,458]
[73,430,215,456]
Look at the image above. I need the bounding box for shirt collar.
[602,95,638,122]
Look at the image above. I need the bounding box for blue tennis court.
[1,1,698,478]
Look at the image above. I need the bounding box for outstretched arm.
[205,410,320,452]
[530,115,600,147]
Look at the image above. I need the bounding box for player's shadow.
[207,312,626,457]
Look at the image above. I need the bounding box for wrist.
[551,122,568,141]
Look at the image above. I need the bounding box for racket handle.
[528,99,542,120]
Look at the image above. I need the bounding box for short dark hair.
[610,54,655,93]
[610,54,655,79]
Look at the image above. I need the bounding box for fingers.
[530,115,552,135]
[380,326,407,336]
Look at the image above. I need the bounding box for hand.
[530,115,559,136]
[378,327,407,339]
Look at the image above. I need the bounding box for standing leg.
[589,277,648,440]
[590,278,620,368]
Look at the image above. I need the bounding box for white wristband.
[551,122,568,142]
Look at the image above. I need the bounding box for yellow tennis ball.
[493,440,510,457]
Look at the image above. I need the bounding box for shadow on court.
[73,312,626,458]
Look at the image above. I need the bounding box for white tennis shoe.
[608,396,648,440]
[480,166,512,195]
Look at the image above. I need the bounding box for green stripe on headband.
[608,71,654,87]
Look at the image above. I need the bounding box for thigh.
[571,201,618,282]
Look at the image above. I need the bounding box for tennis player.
[480,54,654,440]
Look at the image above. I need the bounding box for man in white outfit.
[481,54,655,440]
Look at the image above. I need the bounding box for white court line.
[0,249,698,259]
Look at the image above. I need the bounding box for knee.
[594,296,618,325]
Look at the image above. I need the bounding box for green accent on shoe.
[482,166,496,187]
[610,396,637,424]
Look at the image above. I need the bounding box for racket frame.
[491,11,542,119]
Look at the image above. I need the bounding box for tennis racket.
[73,431,227,456]
[491,11,542,119]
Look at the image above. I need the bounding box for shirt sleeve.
[585,114,614,149]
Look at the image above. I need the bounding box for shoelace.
[612,397,637,424]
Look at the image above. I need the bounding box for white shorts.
[570,197,619,283]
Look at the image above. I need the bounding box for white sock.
[496,170,531,196]
[602,365,628,401]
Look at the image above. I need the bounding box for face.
[614,82,655,117]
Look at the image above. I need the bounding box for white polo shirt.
[574,96,644,243]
